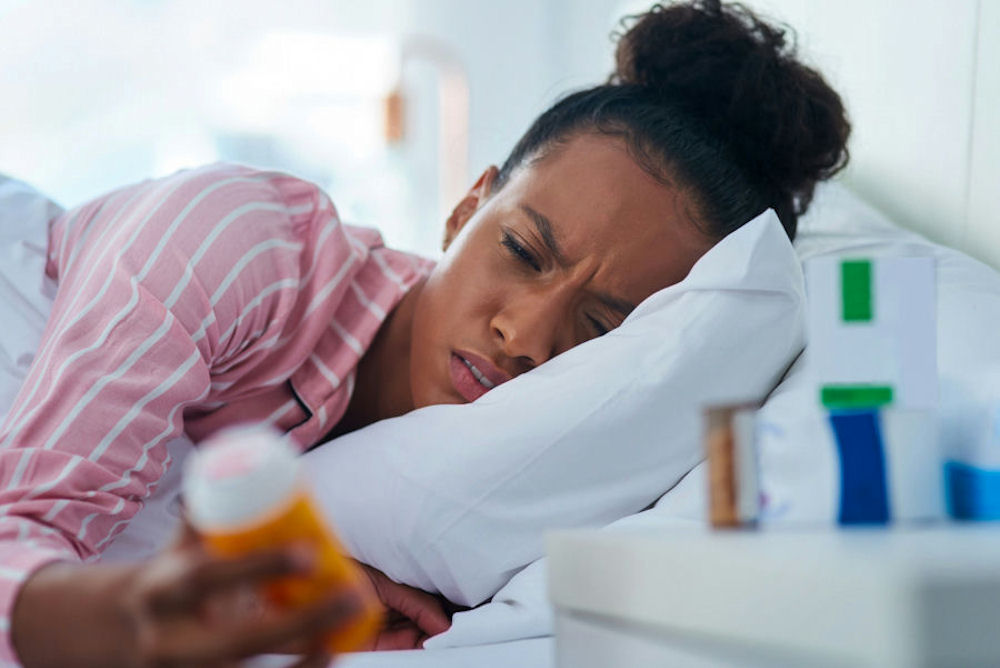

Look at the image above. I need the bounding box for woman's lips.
[449,351,512,402]
[458,350,513,387]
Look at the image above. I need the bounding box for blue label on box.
[829,411,891,524]
[945,461,1000,521]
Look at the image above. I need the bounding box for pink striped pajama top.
[0,163,432,664]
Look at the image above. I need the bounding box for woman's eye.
[501,232,541,271]
[586,315,610,337]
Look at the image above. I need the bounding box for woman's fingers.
[373,621,426,651]
[139,548,305,615]
[359,564,451,638]
[137,590,360,665]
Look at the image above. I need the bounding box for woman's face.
[408,132,715,408]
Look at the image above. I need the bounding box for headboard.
[746,0,999,270]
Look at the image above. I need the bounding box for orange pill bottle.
[183,425,382,652]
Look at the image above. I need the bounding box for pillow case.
[305,208,805,606]
[425,463,707,649]
[0,174,61,421]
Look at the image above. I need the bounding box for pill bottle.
[183,425,382,652]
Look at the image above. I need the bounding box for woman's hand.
[356,563,453,650]
[12,535,359,668]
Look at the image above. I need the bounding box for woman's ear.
[442,166,499,251]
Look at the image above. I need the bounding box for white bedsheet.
[245,637,553,668]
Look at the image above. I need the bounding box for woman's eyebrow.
[519,204,636,317]
[519,204,566,265]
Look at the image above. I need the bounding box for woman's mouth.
[449,352,511,402]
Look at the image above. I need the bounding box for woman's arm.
[0,164,451,663]
[0,165,330,663]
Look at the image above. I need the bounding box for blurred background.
[0,0,632,257]
[0,0,995,265]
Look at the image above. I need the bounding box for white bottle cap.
[183,424,300,532]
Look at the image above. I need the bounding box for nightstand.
[548,525,1000,667]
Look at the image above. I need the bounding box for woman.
[1,1,849,665]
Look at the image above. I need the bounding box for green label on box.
[821,384,894,409]
[841,260,873,322]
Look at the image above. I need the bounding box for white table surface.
[548,523,1000,668]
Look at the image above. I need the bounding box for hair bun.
[611,0,850,222]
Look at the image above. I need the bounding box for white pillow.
[425,463,707,649]
[0,174,61,421]
[305,208,805,606]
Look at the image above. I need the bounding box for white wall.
[403,0,560,179]
[0,0,587,256]
[743,0,998,269]
[2,1,995,266]
[967,0,1000,269]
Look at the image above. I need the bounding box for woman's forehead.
[500,133,713,291]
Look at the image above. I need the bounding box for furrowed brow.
[520,204,636,317]
[520,204,566,265]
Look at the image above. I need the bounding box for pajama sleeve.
[0,164,336,664]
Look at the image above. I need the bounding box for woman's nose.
[490,289,570,370]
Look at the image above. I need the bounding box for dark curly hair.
[493,0,850,240]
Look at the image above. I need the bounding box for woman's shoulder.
[342,224,437,283]
[156,162,327,217]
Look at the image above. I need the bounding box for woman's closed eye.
[501,230,614,337]
[586,314,610,337]
[501,231,541,271]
